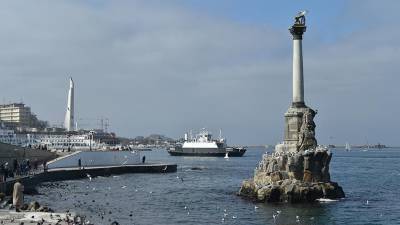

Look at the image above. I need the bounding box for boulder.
[28,201,40,211]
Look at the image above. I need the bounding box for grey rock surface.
[239,147,345,203]
[239,106,345,203]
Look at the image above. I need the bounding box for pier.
[1,163,177,195]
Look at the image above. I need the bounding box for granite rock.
[239,147,345,203]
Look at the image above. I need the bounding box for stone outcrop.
[238,147,345,203]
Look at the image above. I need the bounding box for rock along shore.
[239,147,345,203]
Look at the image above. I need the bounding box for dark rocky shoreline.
[239,148,345,203]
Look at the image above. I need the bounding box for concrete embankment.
[1,163,177,195]
[0,142,57,165]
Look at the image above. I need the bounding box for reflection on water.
[27,147,400,224]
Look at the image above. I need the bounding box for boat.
[128,144,152,151]
[345,142,351,151]
[167,129,246,157]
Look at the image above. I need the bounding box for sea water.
[28,147,400,224]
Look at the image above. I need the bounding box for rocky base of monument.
[238,147,345,203]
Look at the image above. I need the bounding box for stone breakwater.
[239,147,345,203]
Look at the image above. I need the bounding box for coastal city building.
[0,78,122,151]
[0,124,120,151]
[0,103,47,131]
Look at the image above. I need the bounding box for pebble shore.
[0,210,89,225]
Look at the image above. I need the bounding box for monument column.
[64,77,74,132]
[289,16,306,108]
[282,12,309,151]
[239,11,345,203]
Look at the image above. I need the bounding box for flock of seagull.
[34,167,360,225]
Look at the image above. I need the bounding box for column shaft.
[292,39,304,105]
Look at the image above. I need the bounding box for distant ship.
[167,129,246,157]
[345,142,351,151]
[128,144,152,151]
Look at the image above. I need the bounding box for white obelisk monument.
[64,77,74,132]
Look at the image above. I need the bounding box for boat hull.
[167,147,246,157]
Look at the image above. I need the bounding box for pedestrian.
[26,159,31,172]
[0,164,5,182]
[12,179,24,212]
[43,161,47,172]
[78,158,82,169]
[142,155,146,164]
[4,162,8,180]
[13,159,18,175]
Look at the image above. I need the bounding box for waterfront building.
[0,103,47,130]
[0,124,120,151]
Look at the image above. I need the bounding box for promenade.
[1,162,177,195]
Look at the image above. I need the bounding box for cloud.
[0,1,398,145]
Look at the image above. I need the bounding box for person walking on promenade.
[43,161,47,172]
[26,159,31,172]
[4,162,8,180]
[12,179,24,212]
[142,155,146,164]
[0,164,5,182]
[78,158,82,169]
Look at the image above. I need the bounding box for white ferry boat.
[167,129,246,157]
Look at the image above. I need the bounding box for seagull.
[296,215,300,223]
[366,200,369,205]
[121,186,127,189]
[297,10,308,17]
[232,216,237,219]
[254,206,259,210]
[86,174,92,181]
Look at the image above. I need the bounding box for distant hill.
[119,134,175,145]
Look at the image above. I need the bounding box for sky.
[0,0,399,146]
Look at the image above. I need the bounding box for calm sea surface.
[28,147,400,225]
